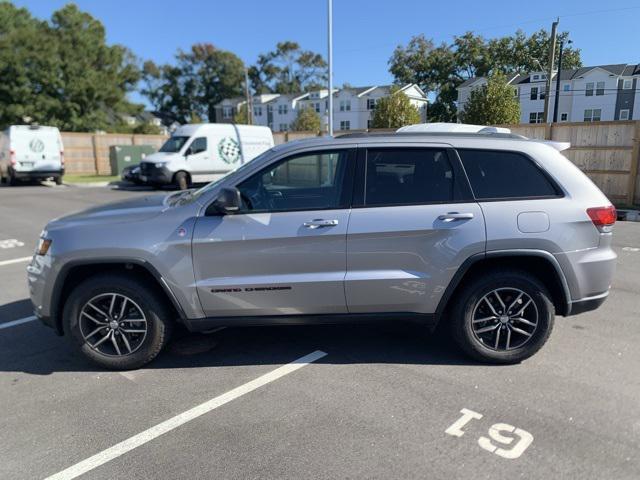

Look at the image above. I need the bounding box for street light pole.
[327,0,333,136]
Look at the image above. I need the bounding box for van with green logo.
[0,125,64,186]
[139,124,274,190]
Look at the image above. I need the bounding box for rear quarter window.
[457,149,560,200]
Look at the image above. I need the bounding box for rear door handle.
[304,219,339,229]
[438,212,474,222]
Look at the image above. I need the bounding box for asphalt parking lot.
[1,183,639,479]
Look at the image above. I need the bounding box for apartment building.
[457,63,640,124]
[214,84,428,132]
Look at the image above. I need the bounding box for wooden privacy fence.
[61,122,640,206]
[61,132,168,175]
[503,121,640,206]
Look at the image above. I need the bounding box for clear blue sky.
[14,0,640,95]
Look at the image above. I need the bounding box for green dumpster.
[109,145,157,175]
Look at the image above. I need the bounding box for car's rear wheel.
[54,175,63,185]
[175,171,189,190]
[451,269,554,364]
[63,274,173,370]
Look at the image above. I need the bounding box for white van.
[139,123,274,189]
[0,125,64,185]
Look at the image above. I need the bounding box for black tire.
[175,171,189,190]
[63,274,173,370]
[451,269,554,364]
[54,175,63,185]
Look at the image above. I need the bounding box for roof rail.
[397,122,512,134]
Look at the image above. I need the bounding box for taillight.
[587,205,616,232]
[60,150,64,167]
[9,149,15,165]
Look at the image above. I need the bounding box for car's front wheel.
[451,269,554,364]
[174,171,189,190]
[63,274,173,370]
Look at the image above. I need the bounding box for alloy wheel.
[471,288,539,351]
[78,293,148,356]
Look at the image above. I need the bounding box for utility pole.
[327,0,334,136]
[543,18,558,124]
[244,68,253,125]
[553,38,571,123]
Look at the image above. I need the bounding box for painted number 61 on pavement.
[445,408,534,459]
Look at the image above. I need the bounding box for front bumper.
[27,255,62,334]
[139,163,172,185]
[12,167,64,179]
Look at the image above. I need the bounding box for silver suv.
[27,132,617,369]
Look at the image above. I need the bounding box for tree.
[389,29,582,122]
[233,104,249,124]
[291,106,321,132]
[389,35,459,122]
[48,5,140,131]
[142,43,245,124]
[249,41,326,94]
[370,88,421,129]
[460,73,520,125]
[0,3,140,131]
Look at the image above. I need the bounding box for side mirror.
[184,148,192,157]
[207,187,241,215]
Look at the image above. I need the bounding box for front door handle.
[304,219,339,229]
[438,212,474,222]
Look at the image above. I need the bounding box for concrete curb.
[63,182,111,188]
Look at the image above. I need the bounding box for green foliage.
[0,3,140,131]
[389,29,582,122]
[460,73,521,125]
[233,104,249,124]
[291,106,321,132]
[249,41,327,94]
[370,88,421,129]
[142,43,245,123]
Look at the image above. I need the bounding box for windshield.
[159,136,190,153]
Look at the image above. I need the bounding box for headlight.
[36,238,52,256]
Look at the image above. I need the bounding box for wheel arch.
[436,250,572,321]
[50,258,186,335]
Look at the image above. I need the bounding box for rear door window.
[363,148,461,206]
[457,149,560,200]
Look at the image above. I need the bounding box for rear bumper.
[554,245,617,302]
[567,290,609,316]
[12,168,64,179]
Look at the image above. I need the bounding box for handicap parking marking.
[44,350,327,480]
[0,239,25,249]
[0,315,37,330]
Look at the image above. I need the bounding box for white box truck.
[0,125,64,186]
[139,123,274,189]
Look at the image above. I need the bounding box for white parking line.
[0,315,37,330]
[0,256,32,267]
[45,349,328,480]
